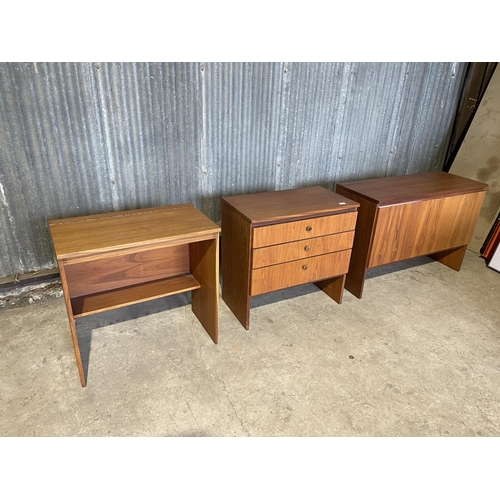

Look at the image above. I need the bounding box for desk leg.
[430,245,468,271]
[190,237,219,344]
[315,274,346,304]
[58,261,86,387]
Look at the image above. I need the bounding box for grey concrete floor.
[1,250,499,437]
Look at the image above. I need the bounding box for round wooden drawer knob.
[302,265,308,270]
[306,226,312,232]
[304,245,310,251]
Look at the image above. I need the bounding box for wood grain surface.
[50,203,221,386]
[221,201,252,329]
[336,172,488,299]
[71,274,200,317]
[334,188,378,299]
[368,191,486,267]
[429,245,468,271]
[315,274,346,304]
[190,237,220,343]
[252,231,354,269]
[58,261,87,386]
[252,212,357,248]
[64,245,190,297]
[251,250,352,296]
[222,187,359,329]
[49,203,220,258]
[221,186,359,224]
[337,171,488,206]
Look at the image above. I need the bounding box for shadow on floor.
[365,255,435,279]
[248,256,437,312]
[74,292,192,383]
[250,283,320,309]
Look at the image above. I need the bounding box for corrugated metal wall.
[0,62,467,277]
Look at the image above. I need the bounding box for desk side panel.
[190,237,219,344]
[57,260,87,386]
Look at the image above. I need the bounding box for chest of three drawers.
[221,186,359,329]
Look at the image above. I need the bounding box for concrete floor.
[1,250,499,437]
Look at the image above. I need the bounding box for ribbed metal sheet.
[0,62,467,276]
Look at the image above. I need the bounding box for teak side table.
[49,203,221,387]
[336,171,488,299]
[221,186,360,329]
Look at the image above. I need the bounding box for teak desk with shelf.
[221,186,359,330]
[49,203,221,387]
[336,171,488,299]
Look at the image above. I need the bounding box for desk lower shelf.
[71,274,201,317]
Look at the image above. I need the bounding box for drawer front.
[251,249,352,296]
[252,231,354,269]
[252,211,357,248]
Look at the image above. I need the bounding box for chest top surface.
[336,171,488,206]
[221,186,359,225]
[49,203,220,258]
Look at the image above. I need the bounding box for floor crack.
[212,372,251,436]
